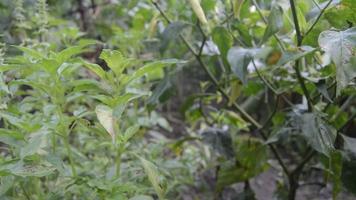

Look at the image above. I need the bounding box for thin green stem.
[305,0,333,37]
[115,144,125,178]
[64,135,77,177]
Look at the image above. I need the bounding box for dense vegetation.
[0,0,355,199]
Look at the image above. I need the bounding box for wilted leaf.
[95,105,116,142]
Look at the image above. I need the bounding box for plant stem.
[64,135,77,177]
[115,144,125,178]
[304,0,333,37]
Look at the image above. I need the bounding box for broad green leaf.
[127,59,182,83]
[99,49,136,76]
[56,44,93,64]
[80,59,106,80]
[187,0,208,24]
[318,27,356,95]
[262,5,283,43]
[0,129,23,148]
[277,46,316,66]
[217,136,269,191]
[95,105,116,142]
[139,157,166,200]
[123,125,140,142]
[324,0,356,29]
[20,129,49,159]
[301,113,336,156]
[212,26,233,61]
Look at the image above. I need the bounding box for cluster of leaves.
[0,0,355,199]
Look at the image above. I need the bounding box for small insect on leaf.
[188,0,208,24]
[95,105,116,143]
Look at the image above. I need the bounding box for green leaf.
[138,157,166,200]
[20,129,49,159]
[0,176,14,195]
[277,46,316,66]
[212,26,233,60]
[56,44,93,64]
[123,125,140,142]
[262,5,283,43]
[14,46,45,60]
[99,49,136,76]
[324,0,356,29]
[127,59,183,83]
[80,59,106,80]
[301,113,336,156]
[5,161,56,177]
[318,27,356,95]
[217,136,269,191]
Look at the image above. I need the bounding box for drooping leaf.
[318,27,356,95]
[262,5,283,43]
[80,59,106,80]
[95,105,116,142]
[277,46,316,66]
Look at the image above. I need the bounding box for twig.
[305,0,333,37]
